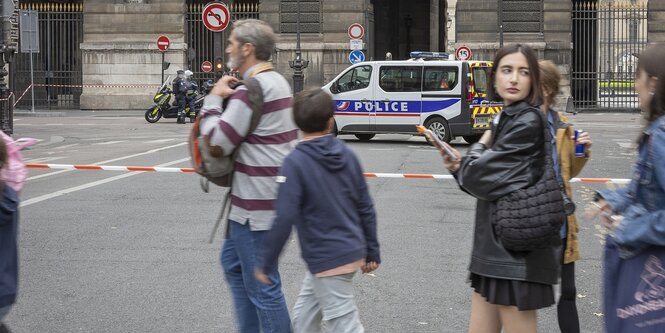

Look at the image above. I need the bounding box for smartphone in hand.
[416,125,459,161]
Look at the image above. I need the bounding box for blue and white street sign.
[349,50,365,64]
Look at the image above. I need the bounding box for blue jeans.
[221,220,291,333]
[0,304,11,321]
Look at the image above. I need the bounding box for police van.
[322,51,503,143]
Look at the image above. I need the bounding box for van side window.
[423,67,458,91]
[379,66,422,92]
[472,67,490,94]
[336,65,372,93]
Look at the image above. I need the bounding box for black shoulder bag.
[491,109,567,252]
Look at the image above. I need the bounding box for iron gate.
[186,1,259,84]
[572,0,647,111]
[13,2,83,109]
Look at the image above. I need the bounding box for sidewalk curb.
[14,111,67,117]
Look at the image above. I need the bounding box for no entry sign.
[201,60,213,73]
[157,35,170,52]
[202,2,231,32]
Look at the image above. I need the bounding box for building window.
[500,0,543,34]
[280,0,321,33]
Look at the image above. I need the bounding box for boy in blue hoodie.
[256,88,380,333]
[0,139,19,333]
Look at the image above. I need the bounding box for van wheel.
[425,118,451,143]
[463,135,481,144]
[355,134,375,141]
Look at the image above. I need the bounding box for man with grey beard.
[198,19,296,333]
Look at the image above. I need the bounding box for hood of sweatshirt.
[297,135,347,172]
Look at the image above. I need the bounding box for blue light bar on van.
[410,51,450,60]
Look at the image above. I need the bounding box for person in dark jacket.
[0,139,19,333]
[172,70,187,124]
[440,44,560,333]
[256,88,380,333]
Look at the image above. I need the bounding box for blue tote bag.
[604,237,665,332]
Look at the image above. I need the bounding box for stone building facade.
[15,0,665,110]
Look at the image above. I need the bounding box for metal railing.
[571,0,647,111]
[12,2,83,109]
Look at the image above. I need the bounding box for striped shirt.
[198,65,297,231]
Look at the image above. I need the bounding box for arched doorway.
[371,0,447,60]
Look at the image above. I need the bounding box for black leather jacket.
[454,101,561,285]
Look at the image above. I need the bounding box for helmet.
[176,70,184,75]
[184,70,193,77]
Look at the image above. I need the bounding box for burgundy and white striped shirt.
[198,65,297,231]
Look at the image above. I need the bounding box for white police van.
[323,51,503,143]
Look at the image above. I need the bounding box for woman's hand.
[442,148,462,173]
[574,131,592,149]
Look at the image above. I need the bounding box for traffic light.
[214,56,224,80]
[214,56,224,72]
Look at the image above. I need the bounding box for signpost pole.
[29,51,34,112]
[161,52,165,85]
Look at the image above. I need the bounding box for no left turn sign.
[202,2,230,32]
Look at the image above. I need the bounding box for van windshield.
[472,67,490,94]
[337,65,372,93]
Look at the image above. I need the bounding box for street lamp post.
[289,0,308,95]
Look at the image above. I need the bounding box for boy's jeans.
[221,220,291,333]
[293,272,364,333]
[0,305,11,321]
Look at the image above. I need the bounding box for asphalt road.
[5,110,643,332]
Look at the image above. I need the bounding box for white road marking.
[57,143,80,149]
[23,157,67,163]
[94,140,127,145]
[21,157,190,208]
[27,142,188,181]
[146,138,176,144]
[368,148,394,151]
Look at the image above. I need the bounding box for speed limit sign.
[456,46,472,61]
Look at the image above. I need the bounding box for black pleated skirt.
[469,273,555,311]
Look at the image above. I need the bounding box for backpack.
[0,131,39,193]
[188,77,264,192]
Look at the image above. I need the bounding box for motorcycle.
[144,77,213,123]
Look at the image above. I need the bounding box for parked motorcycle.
[144,77,213,123]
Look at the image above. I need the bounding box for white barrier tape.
[25,163,632,184]
[13,84,32,107]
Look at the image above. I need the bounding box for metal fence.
[571,0,647,111]
[12,2,83,109]
[186,1,259,84]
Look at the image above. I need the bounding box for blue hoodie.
[261,135,380,274]
[0,185,19,309]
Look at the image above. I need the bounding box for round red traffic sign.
[202,2,231,32]
[347,23,365,40]
[157,35,170,52]
[456,46,472,61]
[201,61,213,73]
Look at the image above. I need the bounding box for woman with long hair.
[593,43,665,333]
[539,60,592,333]
[441,44,560,332]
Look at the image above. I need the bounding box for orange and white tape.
[25,163,631,184]
[32,83,161,89]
